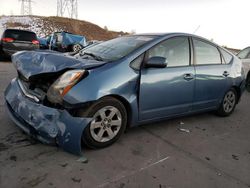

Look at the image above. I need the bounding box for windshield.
[80,35,155,61]
[237,47,250,59]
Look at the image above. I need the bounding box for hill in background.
[0,15,127,41]
[0,15,240,53]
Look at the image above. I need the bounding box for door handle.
[183,73,194,81]
[223,71,230,77]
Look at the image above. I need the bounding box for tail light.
[2,38,14,42]
[32,40,39,45]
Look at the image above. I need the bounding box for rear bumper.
[2,48,18,56]
[4,78,92,156]
[2,47,39,56]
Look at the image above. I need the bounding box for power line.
[193,25,200,34]
[57,0,78,19]
[19,0,32,15]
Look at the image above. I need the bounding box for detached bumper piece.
[4,78,91,156]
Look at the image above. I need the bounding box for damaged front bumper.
[4,78,92,156]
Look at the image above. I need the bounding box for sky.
[0,0,249,49]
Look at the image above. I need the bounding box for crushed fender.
[5,78,92,156]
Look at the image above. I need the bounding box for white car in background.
[237,47,250,91]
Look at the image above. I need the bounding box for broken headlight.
[47,70,86,104]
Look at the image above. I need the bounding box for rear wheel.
[80,97,127,149]
[72,44,82,52]
[246,74,250,92]
[216,88,237,116]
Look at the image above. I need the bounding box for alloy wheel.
[73,44,82,52]
[223,91,236,113]
[90,106,122,143]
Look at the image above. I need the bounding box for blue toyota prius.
[5,33,245,155]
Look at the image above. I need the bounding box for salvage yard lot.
[0,62,250,188]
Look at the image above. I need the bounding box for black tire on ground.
[216,88,238,117]
[80,97,127,149]
[0,51,10,61]
[246,74,250,92]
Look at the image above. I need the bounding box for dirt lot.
[0,62,250,188]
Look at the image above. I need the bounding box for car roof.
[4,28,36,34]
[133,32,222,48]
[54,31,73,34]
[134,32,206,39]
[240,46,250,51]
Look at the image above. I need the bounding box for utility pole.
[20,0,32,15]
[57,0,78,19]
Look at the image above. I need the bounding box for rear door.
[139,36,195,121]
[192,38,231,111]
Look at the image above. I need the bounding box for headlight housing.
[47,70,86,104]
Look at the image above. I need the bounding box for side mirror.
[145,56,167,68]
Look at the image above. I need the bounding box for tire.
[80,97,127,149]
[246,74,250,92]
[72,44,82,52]
[216,88,237,117]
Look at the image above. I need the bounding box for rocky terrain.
[0,15,127,40]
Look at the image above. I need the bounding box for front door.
[139,37,195,121]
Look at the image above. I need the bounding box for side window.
[56,34,63,43]
[193,39,221,65]
[148,37,190,67]
[220,49,233,64]
[130,54,144,70]
[237,47,250,59]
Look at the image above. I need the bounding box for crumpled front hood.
[12,50,105,80]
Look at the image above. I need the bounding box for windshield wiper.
[82,52,103,61]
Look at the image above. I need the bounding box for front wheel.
[80,97,127,149]
[216,88,237,117]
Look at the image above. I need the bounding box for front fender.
[63,61,140,126]
[5,78,92,156]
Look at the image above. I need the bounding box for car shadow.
[0,55,11,62]
[81,111,214,151]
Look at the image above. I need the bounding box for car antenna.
[193,25,200,34]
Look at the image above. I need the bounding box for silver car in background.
[237,47,250,91]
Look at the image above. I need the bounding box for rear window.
[220,49,233,64]
[3,30,37,41]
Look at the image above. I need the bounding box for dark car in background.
[0,29,39,58]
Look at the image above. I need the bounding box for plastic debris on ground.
[77,156,88,163]
[178,128,190,133]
